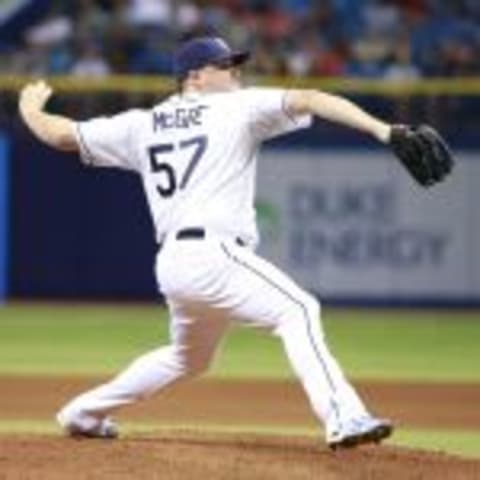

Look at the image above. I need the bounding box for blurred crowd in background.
[0,0,479,79]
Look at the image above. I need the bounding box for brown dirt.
[1,376,480,479]
[2,376,480,430]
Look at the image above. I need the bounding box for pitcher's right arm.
[19,80,78,152]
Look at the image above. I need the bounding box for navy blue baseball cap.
[174,36,250,79]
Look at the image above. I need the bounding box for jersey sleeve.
[74,109,143,172]
[244,88,313,141]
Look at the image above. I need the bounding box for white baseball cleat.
[64,417,119,440]
[327,416,393,450]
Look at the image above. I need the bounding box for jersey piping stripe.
[75,123,96,165]
[220,242,341,424]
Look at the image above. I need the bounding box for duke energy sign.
[257,150,478,302]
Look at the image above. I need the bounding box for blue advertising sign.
[0,133,9,301]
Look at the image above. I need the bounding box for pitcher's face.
[184,60,242,93]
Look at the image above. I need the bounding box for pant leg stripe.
[220,243,341,420]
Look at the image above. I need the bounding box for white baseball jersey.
[74,87,312,246]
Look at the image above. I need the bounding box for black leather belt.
[176,227,205,240]
[176,227,245,246]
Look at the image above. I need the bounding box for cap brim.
[230,51,250,66]
[212,51,250,68]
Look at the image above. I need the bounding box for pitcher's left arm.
[285,89,454,187]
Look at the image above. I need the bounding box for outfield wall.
[5,130,479,305]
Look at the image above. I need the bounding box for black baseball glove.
[389,124,454,187]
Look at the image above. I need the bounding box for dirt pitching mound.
[1,431,480,480]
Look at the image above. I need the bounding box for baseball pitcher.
[18,36,453,449]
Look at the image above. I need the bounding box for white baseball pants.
[57,233,369,438]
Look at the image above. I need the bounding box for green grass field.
[1,303,479,459]
[1,303,479,380]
